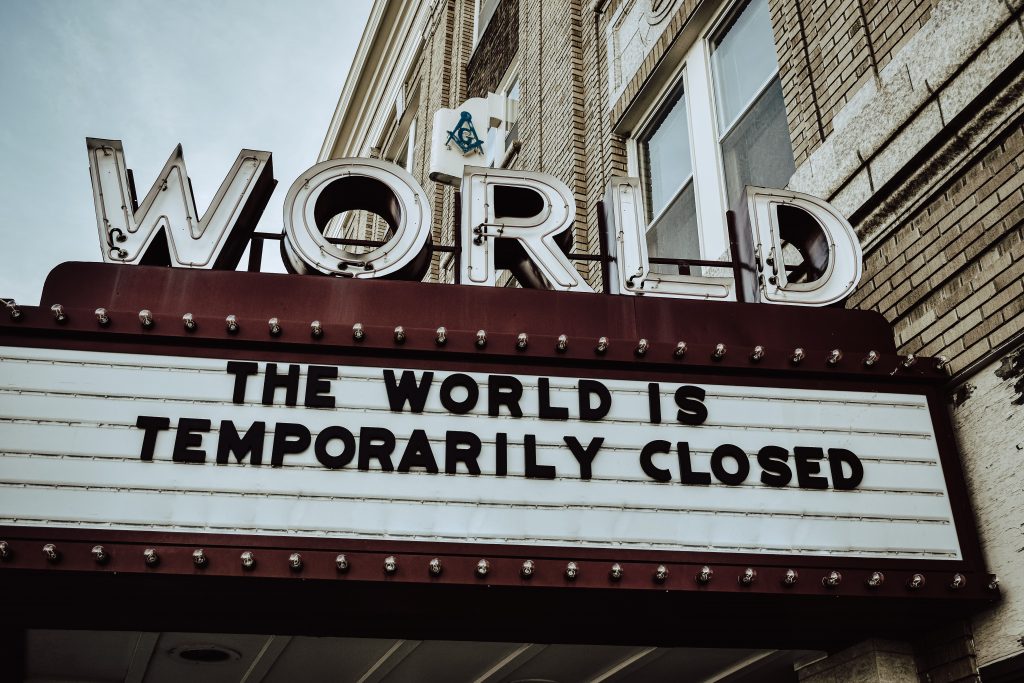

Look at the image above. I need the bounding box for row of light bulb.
[21,303,952,371]
[2,541,984,590]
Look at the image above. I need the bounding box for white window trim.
[382,82,420,174]
[473,0,501,47]
[490,58,521,168]
[627,40,729,266]
[473,0,482,45]
[626,0,782,265]
[404,119,416,174]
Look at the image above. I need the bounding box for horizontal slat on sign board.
[0,351,935,433]
[0,416,947,470]
[0,454,954,519]
[0,388,937,440]
[0,416,949,490]
[0,346,963,560]
[0,390,942,459]
[0,485,960,558]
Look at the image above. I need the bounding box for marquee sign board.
[0,347,960,560]
[0,263,993,612]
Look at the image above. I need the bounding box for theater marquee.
[0,128,998,635]
[0,263,991,609]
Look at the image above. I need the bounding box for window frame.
[485,57,521,169]
[473,0,502,47]
[626,0,787,267]
[382,81,420,174]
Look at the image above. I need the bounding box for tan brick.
[988,309,1024,348]
[952,336,991,372]
[981,280,1024,318]
[954,281,998,320]
[942,309,984,347]
[963,309,1005,349]
[992,246,1024,291]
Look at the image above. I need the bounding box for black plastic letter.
[226,361,258,404]
[358,426,396,471]
[828,448,864,490]
[757,445,791,487]
[647,383,661,424]
[678,441,711,485]
[439,373,479,414]
[565,436,603,480]
[383,370,433,413]
[217,420,265,465]
[136,415,170,461]
[173,418,211,464]
[674,385,708,425]
[710,444,750,485]
[578,380,611,421]
[445,431,482,475]
[304,365,338,408]
[399,429,439,473]
[271,422,311,467]
[314,426,356,469]
[794,447,829,489]
[640,440,672,483]
[262,363,300,406]
[538,378,569,420]
[524,434,556,478]
[488,375,524,417]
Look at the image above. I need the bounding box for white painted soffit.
[318,0,430,162]
[318,0,390,162]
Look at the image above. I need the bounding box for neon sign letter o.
[281,158,433,279]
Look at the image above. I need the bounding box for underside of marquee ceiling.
[23,630,822,683]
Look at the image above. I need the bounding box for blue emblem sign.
[445,111,484,155]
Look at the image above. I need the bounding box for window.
[711,0,795,208]
[630,0,795,270]
[639,82,699,274]
[387,122,415,174]
[383,81,419,174]
[504,76,520,151]
[474,0,501,45]
[485,64,521,168]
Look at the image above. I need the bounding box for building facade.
[320,0,1024,680]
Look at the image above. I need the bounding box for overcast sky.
[0,0,372,304]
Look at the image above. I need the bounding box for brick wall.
[402,0,475,284]
[952,347,1024,669]
[466,0,519,99]
[845,116,1024,374]
[605,0,701,127]
[770,0,936,167]
[515,0,591,284]
[820,1,1024,668]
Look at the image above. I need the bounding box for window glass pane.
[721,77,795,207]
[394,133,409,170]
[646,181,700,275]
[641,87,692,217]
[711,0,779,131]
[505,78,520,150]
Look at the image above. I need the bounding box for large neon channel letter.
[86,138,274,268]
[603,178,862,306]
[281,159,433,279]
[461,166,593,292]
[603,177,732,300]
[742,186,863,306]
